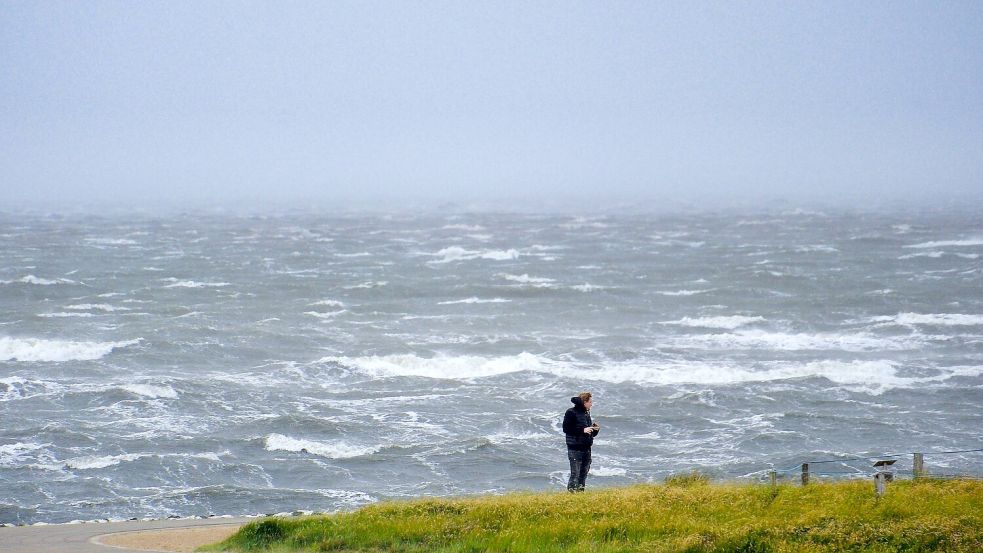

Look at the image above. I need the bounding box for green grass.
[203,478,983,552]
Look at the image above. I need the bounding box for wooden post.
[913,453,925,478]
[874,472,886,496]
[801,463,809,486]
[769,470,777,488]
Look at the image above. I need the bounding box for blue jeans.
[567,448,591,491]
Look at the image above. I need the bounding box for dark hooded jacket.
[563,396,599,451]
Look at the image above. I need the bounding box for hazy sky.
[2,1,982,210]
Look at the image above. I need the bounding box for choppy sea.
[1,207,981,524]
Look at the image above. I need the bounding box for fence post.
[801,463,809,486]
[769,470,777,488]
[874,472,886,496]
[913,453,925,478]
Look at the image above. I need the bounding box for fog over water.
[3,2,982,208]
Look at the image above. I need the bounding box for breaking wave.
[904,238,983,249]
[0,337,141,362]
[430,247,520,263]
[0,275,75,286]
[438,297,511,305]
[868,313,983,326]
[319,352,549,379]
[264,434,381,459]
[661,316,765,329]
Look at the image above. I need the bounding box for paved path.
[0,517,251,553]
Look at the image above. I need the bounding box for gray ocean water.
[1,207,981,525]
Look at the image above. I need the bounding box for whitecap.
[488,431,553,445]
[591,467,628,477]
[905,238,983,248]
[343,281,388,289]
[1,275,74,286]
[500,273,555,286]
[0,377,59,401]
[84,238,138,246]
[264,434,381,459]
[320,352,549,379]
[64,304,130,312]
[551,358,980,394]
[335,252,372,258]
[442,224,485,231]
[305,310,348,319]
[0,337,140,362]
[656,289,710,296]
[570,284,605,292]
[309,300,345,308]
[65,453,148,470]
[430,247,519,263]
[873,313,983,326]
[661,316,765,329]
[671,329,916,352]
[481,249,520,260]
[560,218,609,229]
[119,384,178,399]
[0,442,49,467]
[795,245,838,253]
[163,280,231,288]
[438,297,511,305]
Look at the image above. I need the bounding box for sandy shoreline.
[0,518,250,553]
[95,524,243,552]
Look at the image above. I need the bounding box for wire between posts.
[774,447,983,474]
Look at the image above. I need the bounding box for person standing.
[563,391,599,492]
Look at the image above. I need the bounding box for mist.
[2,2,981,213]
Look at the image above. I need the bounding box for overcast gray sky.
[2,1,981,211]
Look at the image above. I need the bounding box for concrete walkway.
[0,517,251,553]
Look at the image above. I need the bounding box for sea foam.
[904,238,983,249]
[430,247,520,263]
[551,359,980,394]
[869,313,983,326]
[671,329,917,352]
[119,384,178,399]
[661,316,765,329]
[64,304,130,312]
[438,297,511,305]
[0,337,140,362]
[264,434,381,459]
[65,453,149,470]
[500,273,555,286]
[163,280,231,288]
[0,275,74,286]
[0,442,48,467]
[320,352,549,379]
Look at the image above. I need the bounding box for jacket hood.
[570,396,584,407]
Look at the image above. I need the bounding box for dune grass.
[204,478,983,552]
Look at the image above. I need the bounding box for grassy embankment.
[204,476,982,552]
